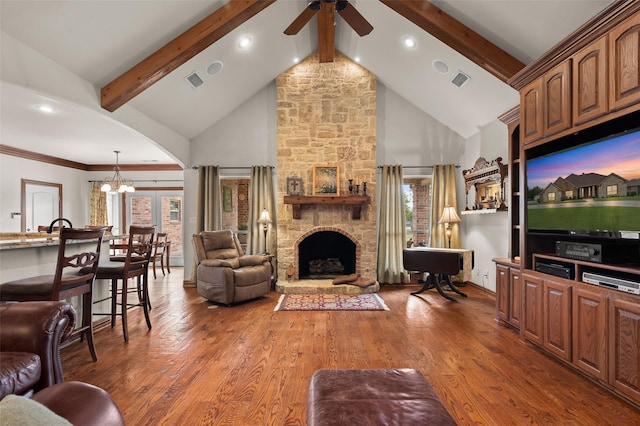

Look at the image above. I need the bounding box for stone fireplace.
[276,51,377,283]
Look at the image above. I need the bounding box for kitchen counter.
[0,233,117,326]
[0,232,122,250]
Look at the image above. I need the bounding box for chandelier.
[100,150,135,193]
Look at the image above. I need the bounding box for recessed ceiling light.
[432,59,449,74]
[237,36,252,49]
[293,57,299,63]
[206,61,223,75]
[35,105,53,113]
[402,36,416,48]
[355,56,361,63]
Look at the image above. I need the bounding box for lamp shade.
[257,208,272,225]
[438,206,462,224]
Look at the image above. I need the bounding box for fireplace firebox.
[298,231,356,279]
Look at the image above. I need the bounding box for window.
[547,192,556,201]
[169,199,181,221]
[404,177,432,247]
[220,178,250,231]
[565,190,573,199]
[606,185,617,196]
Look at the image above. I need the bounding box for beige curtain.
[377,165,408,284]
[89,182,108,225]
[191,166,221,282]
[196,166,222,232]
[248,166,276,256]
[430,164,460,248]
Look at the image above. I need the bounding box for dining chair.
[91,226,155,342]
[0,227,106,361]
[151,233,168,279]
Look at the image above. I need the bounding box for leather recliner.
[0,301,75,397]
[0,301,125,425]
[192,230,272,305]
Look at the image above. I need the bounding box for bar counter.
[0,232,120,326]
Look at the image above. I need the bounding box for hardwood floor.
[61,269,640,425]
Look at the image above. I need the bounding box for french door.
[126,191,183,266]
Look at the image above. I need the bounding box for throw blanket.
[332,274,376,287]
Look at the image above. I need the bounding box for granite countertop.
[0,232,121,250]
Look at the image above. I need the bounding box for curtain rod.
[190,166,274,170]
[377,165,460,169]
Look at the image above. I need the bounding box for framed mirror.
[21,179,62,232]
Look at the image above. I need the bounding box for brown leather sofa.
[192,230,272,305]
[0,301,124,425]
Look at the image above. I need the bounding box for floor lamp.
[438,206,461,248]
[257,208,272,255]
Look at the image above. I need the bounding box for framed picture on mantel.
[312,165,339,196]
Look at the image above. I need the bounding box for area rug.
[274,293,389,311]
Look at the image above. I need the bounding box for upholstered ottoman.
[307,368,456,425]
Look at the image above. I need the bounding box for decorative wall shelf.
[461,209,500,215]
[283,196,370,219]
[462,156,508,211]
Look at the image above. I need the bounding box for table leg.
[165,242,171,274]
[410,274,435,295]
[441,274,467,298]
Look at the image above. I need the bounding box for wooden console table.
[405,247,474,283]
[403,248,469,301]
[283,196,370,219]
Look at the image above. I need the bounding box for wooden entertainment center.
[494,1,640,408]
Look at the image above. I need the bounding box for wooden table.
[403,247,474,301]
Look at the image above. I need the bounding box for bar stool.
[92,226,154,342]
[0,228,105,361]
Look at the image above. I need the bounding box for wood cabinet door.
[573,35,608,125]
[509,268,522,329]
[609,11,640,111]
[609,297,640,404]
[543,278,572,362]
[573,287,608,381]
[543,61,572,137]
[522,273,544,345]
[496,264,510,322]
[521,79,543,145]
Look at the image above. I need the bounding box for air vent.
[185,71,204,89]
[451,71,471,88]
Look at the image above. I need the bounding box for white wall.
[1,31,190,166]
[376,84,466,167]
[0,156,88,232]
[0,154,184,233]
[460,119,511,291]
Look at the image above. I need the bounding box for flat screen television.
[526,126,640,240]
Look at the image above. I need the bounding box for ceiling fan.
[284,0,373,63]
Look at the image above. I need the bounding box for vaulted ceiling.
[0,0,613,165]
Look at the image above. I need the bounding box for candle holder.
[355,184,360,196]
[348,179,354,196]
[362,182,367,196]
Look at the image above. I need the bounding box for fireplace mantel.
[284,196,371,220]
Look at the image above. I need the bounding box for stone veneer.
[276,51,377,282]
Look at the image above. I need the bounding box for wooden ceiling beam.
[318,1,336,63]
[380,0,525,83]
[100,0,276,112]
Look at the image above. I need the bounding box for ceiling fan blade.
[318,1,335,62]
[337,1,373,36]
[284,1,319,35]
